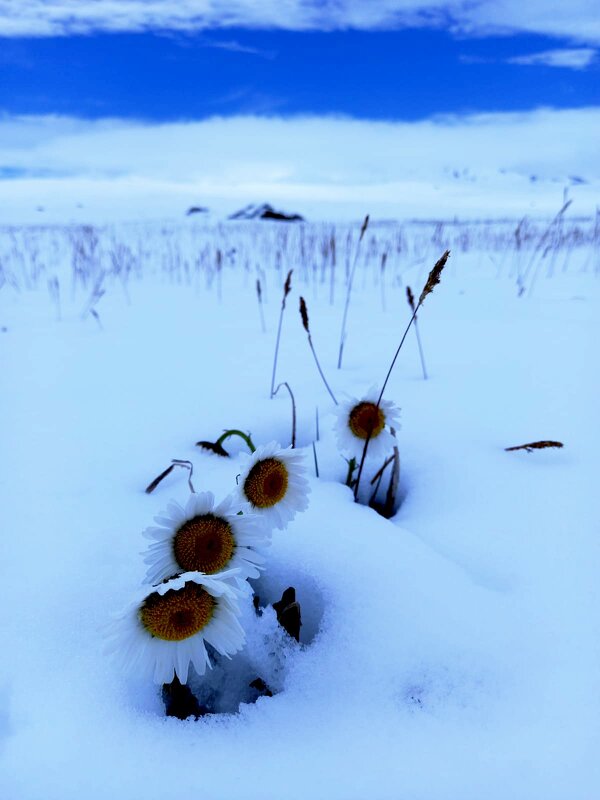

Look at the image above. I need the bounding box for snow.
[1,218,599,799]
[1,109,599,225]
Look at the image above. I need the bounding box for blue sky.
[0,1,598,222]
[1,28,598,121]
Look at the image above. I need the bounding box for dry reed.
[353,250,449,500]
[270,269,293,398]
[505,440,564,453]
[299,296,338,405]
[337,214,369,369]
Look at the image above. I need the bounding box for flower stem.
[216,429,256,454]
[270,270,293,397]
[312,441,320,477]
[145,459,195,494]
[337,215,369,370]
[354,251,449,501]
[345,457,357,488]
[273,382,297,448]
[308,332,338,405]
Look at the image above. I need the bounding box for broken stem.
[215,429,256,454]
[273,382,297,448]
[145,459,195,494]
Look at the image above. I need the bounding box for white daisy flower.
[237,442,310,531]
[105,571,246,684]
[142,491,268,586]
[334,388,401,460]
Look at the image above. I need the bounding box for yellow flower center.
[244,458,289,508]
[173,514,235,574]
[348,401,385,439]
[139,582,215,641]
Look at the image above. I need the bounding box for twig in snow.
[145,459,195,494]
[505,440,564,453]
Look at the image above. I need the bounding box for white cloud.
[0,1,599,45]
[507,48,597,69]
[0,108,597,222]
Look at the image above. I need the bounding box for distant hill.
[228,203,304,222]
[186,206,209,216]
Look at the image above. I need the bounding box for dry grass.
[505,440,564,453]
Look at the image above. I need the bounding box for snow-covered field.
[1,216,599,799]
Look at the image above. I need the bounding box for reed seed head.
[359,215,370,242]
[505,440,564,453]
[299,296,309,332]
[418,250,450,306]
[284,269,293,298]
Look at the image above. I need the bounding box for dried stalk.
[196,429,256,456]
[299,296,338,405]
[505,440,563,453]
[145,459,195,494]
[406,286,428,380]
[337,215,369,369]
[274,381,297,448]
[354,251,449,500]
[256,278,266,333]
[270,269,293,398]
[312,441,320,478]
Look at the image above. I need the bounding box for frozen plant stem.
[255,278,266,333]
[273,382,297,448]
[299,296,338,405]
[216,429,256,454]
[353,251,450,500]
[312,442,320,477]
[145,459,195,494]
[345,457,357,488]
[383,429,400,518]
[368,458,391,507]
[337,215,369,369]
[526,198,572,298]
[406,286,428,380]
[270,270,293,397]
[380,252,388,313]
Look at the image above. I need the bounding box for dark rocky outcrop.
[186,206,208,216]
[228,203,304,222]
